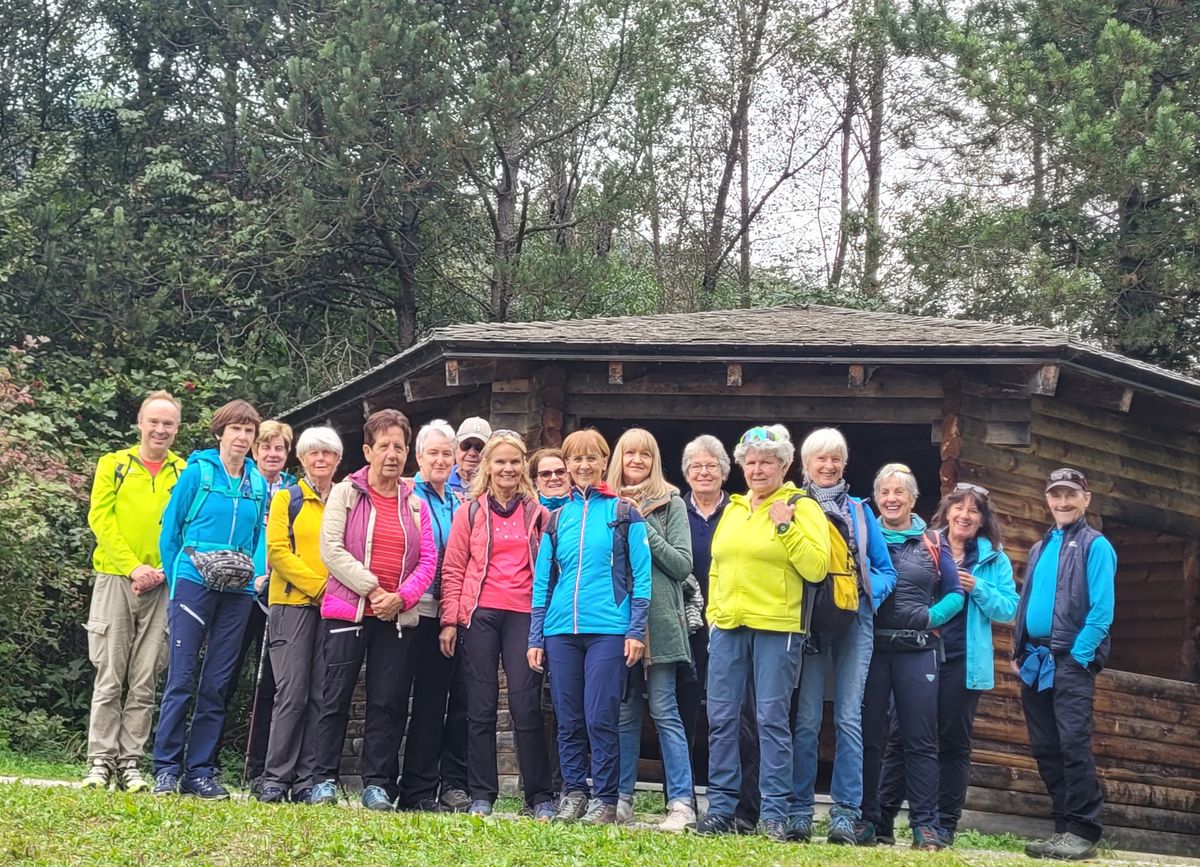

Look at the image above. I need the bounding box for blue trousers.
[546,633,625,805]
[706,626,802,822]
[618,662,694,803]
[153,578,253,779]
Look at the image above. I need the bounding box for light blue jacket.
[964,536,1019,690]
[848,495,898,610]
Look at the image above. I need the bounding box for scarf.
[807,478,849,518]
[881,513,928,545]
[488,491,523,518]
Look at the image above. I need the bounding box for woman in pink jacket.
[439,432,554,819]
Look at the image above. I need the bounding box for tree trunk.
[861,11,886,296]
[490,128,521,322]
[738,102,751,308]
[829,36,861,289]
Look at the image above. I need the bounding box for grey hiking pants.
[262,604,325,791]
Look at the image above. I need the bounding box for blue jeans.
[706,626,802,822]
[791,595,873,820]
[618,662,694,803]
[153,578,253,778]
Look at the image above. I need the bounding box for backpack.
[797,492,867,642]
[181,461,267,555]
[545,498,634,604]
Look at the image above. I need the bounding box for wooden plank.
[1029,409,1200,477]
[966,785,1200,837]
[726,362,743,388]
[972,715,1200,770]
[566,393,944,424]
[969,762,1200,813]
[1027,432,1200,497]
[971,748,1200,792]
[564,366,944,399]
[1035,395,1200,456]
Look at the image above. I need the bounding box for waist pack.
[186,547,255,593]
[797,493,869,646]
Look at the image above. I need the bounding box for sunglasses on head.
[492,429,522,440]
[536,468,567,480]
[955,482,990,497]
[740,426,782,445]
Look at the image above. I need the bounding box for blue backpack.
[181,461,267,555]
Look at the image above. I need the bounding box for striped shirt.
[366,485,408,616]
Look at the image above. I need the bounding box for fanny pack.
[186,547,255,593]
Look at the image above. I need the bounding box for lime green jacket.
[88,445,187,576]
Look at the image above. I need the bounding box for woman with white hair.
[790,427,896,844]
[260,425,343,804]
[859,463,964,851]
[696,425,830,841]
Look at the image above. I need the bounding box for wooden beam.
[361,399,371,420]
[567,393,943,424]
[445,358,498,388]
[726,362,743,388]
[984,420,1031,446]
[1033,364,1060,396]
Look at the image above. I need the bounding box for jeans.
[619,662,694,804]
[791,595,873,820]
[706,626,802,822]
[153,578,253,779]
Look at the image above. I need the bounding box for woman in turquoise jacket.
[876,482,1018,846]
[527,429,652,825]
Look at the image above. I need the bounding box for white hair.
[873,462,920,501]
[800,427,849,468]
[415,418,456,454]
[733,424,795,467]
[296,425,344,458]
[682,434,731,480]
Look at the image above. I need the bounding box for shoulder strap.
[922,528,941,564]
[183,462,215,529]
[111,453,132,495]
[285,484,305,553]
[468,497,482,528]
[545,508,562,601]
[614,499,635,593]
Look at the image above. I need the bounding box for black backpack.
[801,496,870,649]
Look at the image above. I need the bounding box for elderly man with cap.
[1012,468,1115,862]
[449,418,491,494]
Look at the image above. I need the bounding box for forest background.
[0,0,1195,759]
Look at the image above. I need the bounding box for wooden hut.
[281,305,1200,855]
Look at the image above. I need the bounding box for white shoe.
[659,799,696,832]
[615,794,635,825]
[81,760,112,790]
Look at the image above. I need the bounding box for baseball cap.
[1045,467,1088,492]
[455,417,492,445]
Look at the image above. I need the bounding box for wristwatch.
[775,521,790,535]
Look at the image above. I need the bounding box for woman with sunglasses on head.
[530,448,571,510]
[527,429,652,824]
[858,463,965,851]
[875,481,1017,848]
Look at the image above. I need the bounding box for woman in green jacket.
[608,428,696,831]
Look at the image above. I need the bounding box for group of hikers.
[81,390,1115,861]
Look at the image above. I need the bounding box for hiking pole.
[241,592,271,788]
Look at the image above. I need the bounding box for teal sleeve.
[1071,537,1116,666]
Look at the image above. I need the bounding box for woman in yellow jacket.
[697,424,830,840]
[259,426,343,804]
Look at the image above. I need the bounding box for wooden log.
[965,784,1200,837]
[969,762,1200,813]
[1029,407,1200,476]
[1034,395,1200,457]
[961,807,1198,859]
[1185,539,1200,684]
[1027,432,1200,497]
[565,393,944,424]
[972,715,1200,770]
[564,366,944,399]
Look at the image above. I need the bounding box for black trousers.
[1020,654,1104,842]
[219,600,276,779]
[879,653,981,834]
[461,608,553,805]
[396,615,469,806]
[314,616,412,798]
[263,605,325,792]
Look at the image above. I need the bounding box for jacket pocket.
[84,620,109,667]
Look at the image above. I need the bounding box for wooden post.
[939,369,962,495]
[608,362,623,385]
[726,362,743,388]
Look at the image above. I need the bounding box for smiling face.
[805,450,846,488]
[489,443,525,498]
[456,437,485,482]
[417,432,455,487]
[945,497,983,544]
[301,447,340,487]
[742,447,787,497]
[219,421,257,463]
[364,425,409,484]
[534,456,569,497]
[621,444,653,487]
[1046,486,1091,528]
[685,451,724,497]
[254,436,290,481]
[138,398,180,458]
[566,450,606,489]
[875,475,916,529]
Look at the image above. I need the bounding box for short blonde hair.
[470,433,536,502]
[256,419,294,450]
[607,428,677,503]
[800,427,848,468]
[873,462,919,501]
[138,390,180,419]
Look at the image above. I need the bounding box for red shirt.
[476,507,534,613]
[366,486,408,617]
[141,458,164,477]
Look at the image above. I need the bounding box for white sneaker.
[119,763,150,793]
[81,760,112,790]
[659,799,696,832]
[615,794,635,825]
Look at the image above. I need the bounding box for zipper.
[180,604,205,626]
[464,495,493,629]
[572,494,589,633]
[328,625,362,635]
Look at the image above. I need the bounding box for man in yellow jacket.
[83,390,186,792]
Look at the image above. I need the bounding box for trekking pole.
[241,593,271,788]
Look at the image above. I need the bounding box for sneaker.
[151,771,179,795]
[179,775,230,800]
[439,787,471,813]
[827,813,857,845]
[118,764,150,794]
[82,760,113,790]
[554,791,589,822]
[615,794,635,825]
[468,799,493,817]
[732,815,758,835]
[938,827,955,848]
[309,780,339,806]
[581,799,617,824]
[876,819,896,846]
[1042,832,1099,861]
[695,812,739,836]
[759,817,790,842]
[256,785,288,804]
[659,799,696,832]
[532,799,556,822]
[911,826,944,851]
[1026,833,1066,858]
[361,785,394,811]
[853,820,879,847]
[291,787,313,805]
[787,816,813,843]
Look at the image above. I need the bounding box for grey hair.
[732,424,795,467]
[873,462,919,501]
[682,434,731,481]
[415,418,456,455]
[800,427,849,468]
[296,425,344,458]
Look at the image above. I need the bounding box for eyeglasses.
[567,454,603,465]
[689,463,721,475]
[537,468,567,480]
[458,440,484,454]
[740,426,782,444]
[955,482,990,497]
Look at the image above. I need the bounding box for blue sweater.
[1024,528,1116,667]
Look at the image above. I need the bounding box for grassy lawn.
[0,783,1035,866]
[0,749,85,782]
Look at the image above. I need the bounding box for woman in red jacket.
[439,432,555,819]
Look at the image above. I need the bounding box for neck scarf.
[881,513,928,545]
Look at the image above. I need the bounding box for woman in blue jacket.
[527,429,651,825]
[153,400,268,799]
[876,482,1017,847]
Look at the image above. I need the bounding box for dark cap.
[1045,467,1088,493]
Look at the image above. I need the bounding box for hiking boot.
[659,799,696,833]
[759,817,790,842]
[554,790,588,822]
[1042,832,1099,861]
[151,771,179,795]
[912,825,944,851]
[938,827,955,848]
[291,787,313,805]
[532,799,556,822]
[875,819,896,846]
[468,799,492,817]
[787,816,813,843]
[615,794,635,825]
[1026,833,1067,858]
[410,797,442,812]
[439,787,471,813]
[695,812,739,836]
[827,813,857,845]
[853,820,879,846]
[118,763,149,794]
[361,785,394,811]
[309,780,338,806]
[179,775,230,800]
[256,785,288,804]
[581,799,617,825]
[82,760,113,790]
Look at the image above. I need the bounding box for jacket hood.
[975,534,1001,565]
[539,493,572,510]
[122,444,185,468]
[187,448,258,473]
[639,490,678,515]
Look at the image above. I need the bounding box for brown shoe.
[581,799,617,824]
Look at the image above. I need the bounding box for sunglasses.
[888,463,913,475]
[955,482,990,497]
[459,440,484,454]
[537,468,567,480]
[740,426,782,444]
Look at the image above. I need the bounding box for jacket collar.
[571,482,618,501]
[122,444,185,470]
[349,464,412,499]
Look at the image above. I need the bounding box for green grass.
[0,749,84,782]
[0,782,1035,866]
